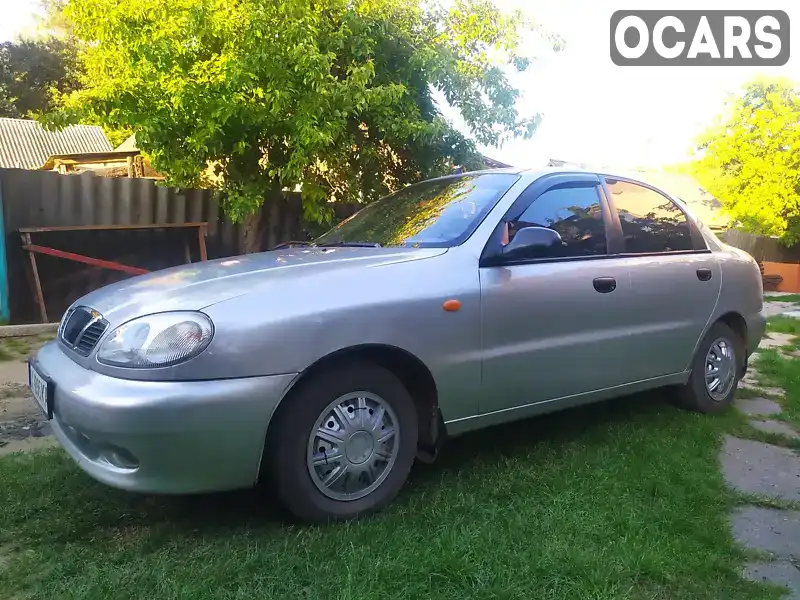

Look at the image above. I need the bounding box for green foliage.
[753,343,800,431]
[100,126,133,149]
[0,1,132,148]
[693,78,800,244]
[37,0,76,38]
[45,0,556,222]
[0,37,81,118]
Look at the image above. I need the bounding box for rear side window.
[605,179,694,253]
[508,184,607,258]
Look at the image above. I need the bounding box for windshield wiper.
[271,240,383,250]
[316,241,382,248]
[270,240,313,250]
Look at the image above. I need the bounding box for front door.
[479,174,637,415]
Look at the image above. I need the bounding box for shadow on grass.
[4,389,681,539]
[213,392,670,516]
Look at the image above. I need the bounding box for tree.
[0,37,80,118]
[37,0,76,38]
[693,78,800,244]
[47,0,559,223]
[0,0,82,119]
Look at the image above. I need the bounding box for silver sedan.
[29,167,765,522]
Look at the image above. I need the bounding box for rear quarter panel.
[711,246,765,354]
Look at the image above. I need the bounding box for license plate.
[28,362,52,419]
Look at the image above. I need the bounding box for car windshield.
[313,173,519,248]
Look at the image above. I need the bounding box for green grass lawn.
[765,315,800,337]
[752,349,800,431]
[757,315,800,430]
[0,395,782,600]
[0,334,53,362]
[764,294,800,304]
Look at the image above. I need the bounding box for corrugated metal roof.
[0,118,113,170]
[482,155,512,169]
[115,134,139,152]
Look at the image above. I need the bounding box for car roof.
[517,166,655,182]
[514,166,676,191]
[458,165,641,179]
[454,166,673,195]
[448,166,591,178]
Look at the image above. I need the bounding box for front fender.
[202,250,484,422]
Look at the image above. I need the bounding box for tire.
[676,321,744,413]
[266,363,418,523]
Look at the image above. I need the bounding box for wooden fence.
[0,168,358,323]
[720,229,800,263]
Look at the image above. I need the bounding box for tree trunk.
[266,192,281,249]
[241,211,263,254]
[242,182,287,253]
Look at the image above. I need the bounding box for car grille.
[59,307,108,356]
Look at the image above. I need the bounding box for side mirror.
[502,226,563,259]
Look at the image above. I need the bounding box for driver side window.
[505,184,608,259]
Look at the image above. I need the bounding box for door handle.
[593,277,617,293]
[696,268,713,282]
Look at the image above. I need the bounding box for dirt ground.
[0,337,58,457]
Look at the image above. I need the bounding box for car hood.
[74,246,448,324]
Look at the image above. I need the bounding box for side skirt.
[443,372,690,438]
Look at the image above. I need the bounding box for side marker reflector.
[442,299,462,312]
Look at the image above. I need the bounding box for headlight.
[96,312,213,368]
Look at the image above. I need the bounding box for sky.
[470,0,800,169]
[2,0,41,42]
[3,0,800,170]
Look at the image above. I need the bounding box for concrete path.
[763,302,799,318]
[757,332,797,351]
[762,295,800,318]
[723,326,800,599]
[733,506,800,599]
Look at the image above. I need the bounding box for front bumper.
[32,341,297,494]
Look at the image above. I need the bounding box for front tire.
[267,363,418,523]
[677,321,743,413]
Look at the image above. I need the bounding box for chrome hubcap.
[705,337,737,401]
[307,392,399,501]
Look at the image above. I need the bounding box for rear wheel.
[267,363,418,523]
[677,321,743,413]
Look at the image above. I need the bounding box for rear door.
[601,176,722,381]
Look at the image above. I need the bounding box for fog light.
[63,423,100,460]
[98,445,139,470]
[61,423,138,470]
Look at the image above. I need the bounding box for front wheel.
[676,321,743,413]
[267,363,418,523]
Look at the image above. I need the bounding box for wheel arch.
[264,344,441,459]
[717,311,747,346]
[711,311,749,376]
